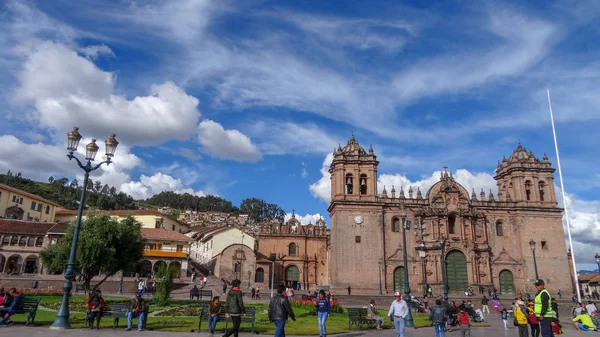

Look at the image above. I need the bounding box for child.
[256,289,261,300]
[457,304,471,337]
[501,308,508,330]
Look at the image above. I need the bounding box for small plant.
[154,263,177,306]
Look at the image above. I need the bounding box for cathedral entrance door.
[499,270,515,294]
[394,267,405,293]
[285,265,300,289]
[446,251,468,294]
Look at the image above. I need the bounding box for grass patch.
[14,297,434,334]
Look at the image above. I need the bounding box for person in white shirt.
[388,292,408,337]
[586,301,597,315]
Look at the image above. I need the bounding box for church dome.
[508,144,538,163]
[340,136,367,156]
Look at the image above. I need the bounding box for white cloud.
[284,212,326,226]
[309,153,333,203]
[120,172,206,200]
[79,44,114,59]
[197,119,261,162]
[301,162,307,179]
[13,41,201,146]
[252,121,338,155]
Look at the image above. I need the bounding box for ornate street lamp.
[419,243,427,297]
[439,237,448,300]
[595,253,600,273]
[51,128,118,330]
[400,205,414,328]
[529,239,539,279]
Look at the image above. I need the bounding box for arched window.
[255,268,265,283]
[496,220,503,236]
[10,236,18,246]
[392,218,400,232]
[448,215,456,234]
[524,180,532,201]
[359,174,367,195]
[35,237,44,247]
[27,237,35,247]
[1,236,8,245]
[234,262,241,273]
[19,236,27,246]
[345,174,354,194]
[289,243,297,256]
[538,181,545,201]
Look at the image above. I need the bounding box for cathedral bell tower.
[495,144,557,206]
[328,136,380,293]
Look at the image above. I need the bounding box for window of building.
[45,206,50,214]
[31,201,36,210]
[19,197,23,204]
[35,237,44,247]
[176,245,184,252]
[289,243,297,256]
[346,174,354,194]
[19,237,27,246]
[234,262,242,273]
[355,236,361,243]
[37,203,43,212]
[448,215,456,234]
[392,218,400,232]
[359,174,368,195]
[496,220,503,236]
[27,237,35,247]
[538,181,545,201]
[12,195,16,202]
[541,241,548,250]
[10,236,18,246]
[255,268,265,283]
[1,236,8,245]
[525,180,532,201]
[155,219,163,228]
[172,225,176,231]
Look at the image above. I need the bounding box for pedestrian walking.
[481,296,490,317]
[251,287,256,300]
[269,284,296,337]
[457,305,470,337]
[501,308,508,330]
[514,300,529,337]
[533,279,553,337]
[429,299,448,337]
[315,290,330,337]
[222,279,245,337]
[558,289,562,299]
[388,292,408,337]
[347,286,351,296]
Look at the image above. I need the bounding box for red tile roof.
[0,219,56,235]
[47,222,70,234]
[0,183,60,206]
[55,209,185,226]
[141,228,191,242]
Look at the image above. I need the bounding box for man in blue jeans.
[0,288,23,326]
[268,285,296,337]
[127,293,145,331]
[429,299,448,337]
[388,292,408,337]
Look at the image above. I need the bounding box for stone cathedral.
[328,136,572,296]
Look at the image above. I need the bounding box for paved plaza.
[1,313,593,337]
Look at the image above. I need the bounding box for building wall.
[55,213,189,233]
[0,187,57,222]
[214,244,257,288]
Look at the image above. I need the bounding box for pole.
[441,240,448,300]
[402,217,414,328]
[532,249,539,280]
[50,171,89,329]
[421,257,426,297]
[547,89,581,302]
[118,271,124,294]
[378,263,383,296]
[270,260,275,298]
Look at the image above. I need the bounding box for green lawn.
[11,296,435,334]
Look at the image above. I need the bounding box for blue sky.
[0,0,599,270]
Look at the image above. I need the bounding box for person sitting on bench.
[127,293,145,331]
[190,285,200,300]
[87,288,105,329]
[0,288,23,326]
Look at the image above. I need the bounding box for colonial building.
[0,183,60,222]
[138,228,191,279]
[255,213,330,291]
[55,209,189,233]
[328,136,571,296]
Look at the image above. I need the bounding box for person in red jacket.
[457,304,470,337]
[87,289,105,329]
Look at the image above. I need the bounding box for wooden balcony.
[143,249,187,259]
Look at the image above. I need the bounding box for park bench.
[85,302,150,329]
[197,304,255,334]
[190,289,213,300]
[11,297,41,326]
[347,307,377,330]
[225,306,255,334]
[198,303,227,332]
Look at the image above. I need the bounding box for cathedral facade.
[328,136,571,296]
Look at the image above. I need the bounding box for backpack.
[527,311,538,324]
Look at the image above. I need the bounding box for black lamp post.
[118,271,124,294]
[419,243,427,297]
[378,261,383,296]
[50,128,118,330]
[595,253,600,273]
[529,239,539,279]
[400,205,414,328]
[439,237,448,300]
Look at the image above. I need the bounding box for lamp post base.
[49,316,72,330]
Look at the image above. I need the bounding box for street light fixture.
[51,128,118,330]
[529,239,539,279]
[400,205,414,328]
[439,237,448,300]
[419,243,426,297]
[595,253,600,273]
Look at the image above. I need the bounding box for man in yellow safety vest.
[534,279,553,337]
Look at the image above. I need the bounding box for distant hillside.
[578,269,600,274]
[0,171,137,210]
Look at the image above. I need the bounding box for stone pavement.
[1,313,593,337]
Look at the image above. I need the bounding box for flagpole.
[546,89,581,302]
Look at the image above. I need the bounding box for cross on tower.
[291,209,295,217]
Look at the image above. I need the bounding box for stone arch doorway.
[446,250,468,294]
[137,260,152,278]
[284,265,300,288]
[394,266,405,293]
[499,270,515,294]
[0,255,5,273]
[5,255,22,274]
[170,261,182,278]
[153,260,167,274]
[23,255,38,274]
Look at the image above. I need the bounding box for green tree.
[240,197,286,223]
[48,176,54,184]
[39,213,146,293]
[154,263,177,306]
